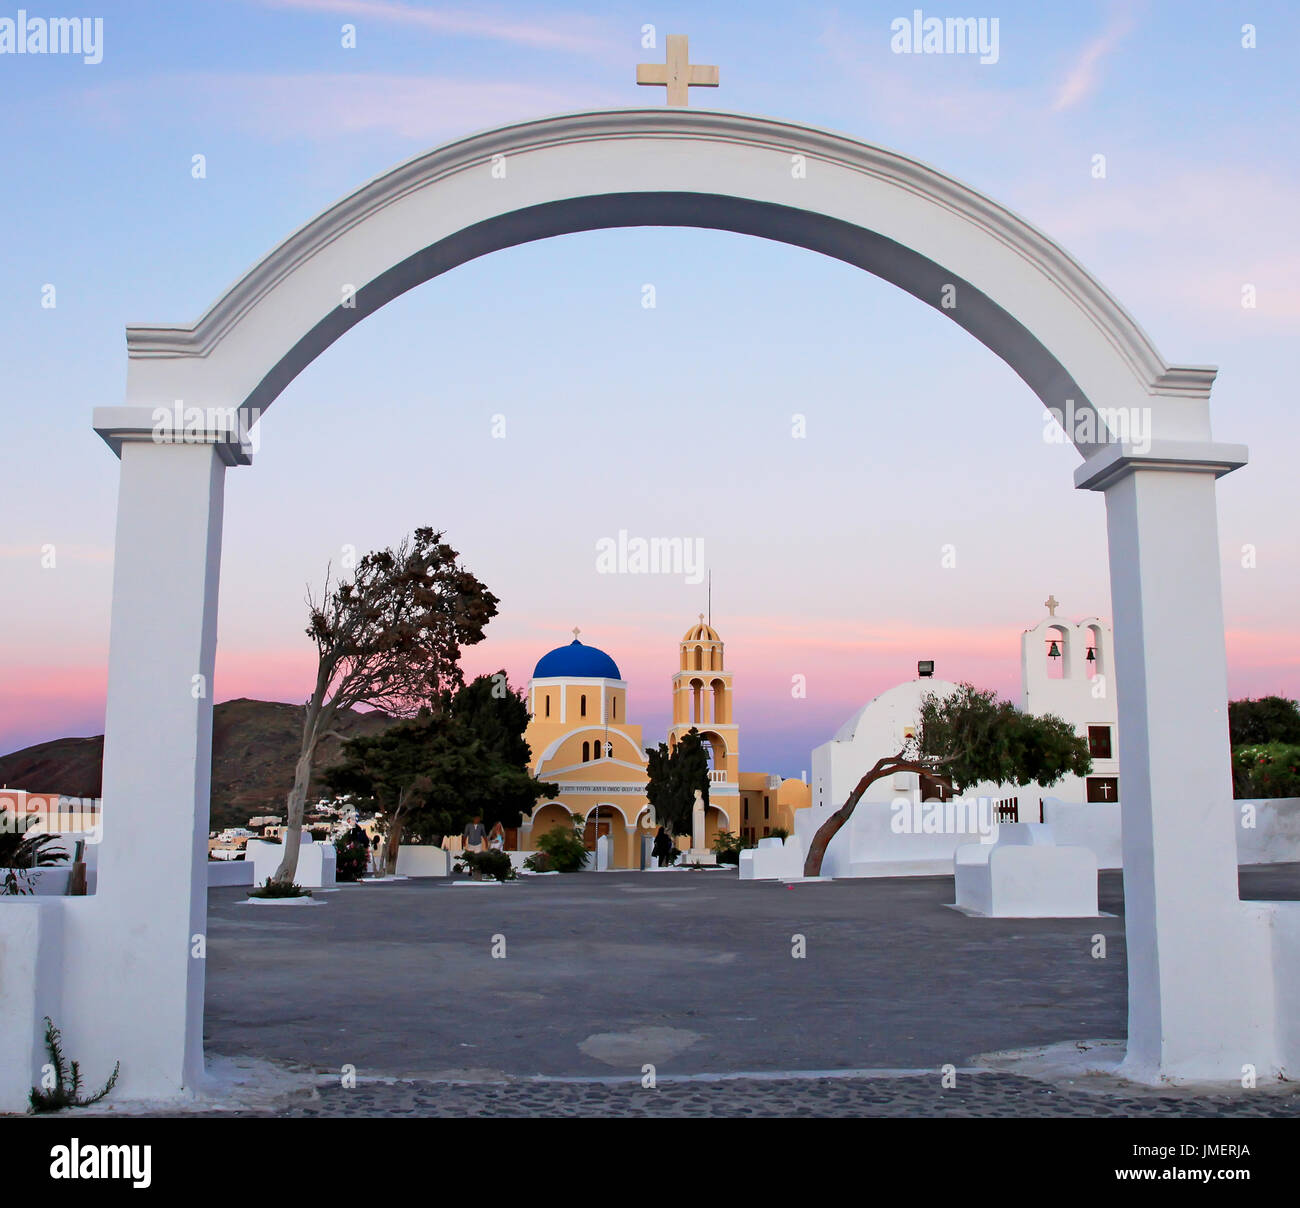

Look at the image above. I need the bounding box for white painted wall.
[207,861,254,888]
[246,838,335,888]
[0,901,64,1112]
[1236,798,1300,865]
[395,846,449,877]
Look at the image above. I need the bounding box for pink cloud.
[259,0,616,55]
[1052,10,1135,112]
[75,71,625,142]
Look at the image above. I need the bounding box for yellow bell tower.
[669,615,739,786]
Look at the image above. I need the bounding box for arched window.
[580,694,587,718]
[582,741,590,762]
[694,645,703,670]
[1085,624,1104,680]
[1045,626,1069,680]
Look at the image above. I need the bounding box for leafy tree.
[917,684,1092,792]
[645,727,710,837]
[804,683,1092,876]
[274,528,498,885]
[1229,697,1300,747]
[324,674,555,874]
[432,673,554,832]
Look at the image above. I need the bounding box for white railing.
[708,770,727,783]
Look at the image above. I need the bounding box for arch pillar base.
[74,433,228,1100]
[1091,454,1285,1081]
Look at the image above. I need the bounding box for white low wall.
[395,846,449,877]
[739,836,804,880]
[1041,800,1124,870]
[207,860,254,887]
[794,798,993,878]
[798,795,1300,879]
[1236,798,1300,865]
[245,838,336,888]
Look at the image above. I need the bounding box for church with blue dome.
[518,621,810,869]
[531,635,623,682]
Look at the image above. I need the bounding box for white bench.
[739,835,805,880]
[954,823,1097,917]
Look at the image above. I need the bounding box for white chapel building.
[802,600,1124,877]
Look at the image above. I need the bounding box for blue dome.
[532,639,621,681]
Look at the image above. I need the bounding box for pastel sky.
[2,0,1298,778]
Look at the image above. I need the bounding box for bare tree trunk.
[383,810,407,876]
[274,698,325,885]
[803,754,947,878]
[273,750,313,884]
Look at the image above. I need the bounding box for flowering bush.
[1232,743,1300,799]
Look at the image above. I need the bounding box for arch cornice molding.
[123,108,1211,407]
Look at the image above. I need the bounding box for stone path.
[230,1072,1300,1118]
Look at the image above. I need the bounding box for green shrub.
[711,829,753,865]
[248,878,311,899]
[522,851,549,872]
[769,826,790,841]
[534,820,589,873]
[1232,743,1300,799]
[455,849,516,881]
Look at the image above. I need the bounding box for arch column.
[1080,439,1275,1081]
[76,408,244,1099]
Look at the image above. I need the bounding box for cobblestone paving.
[232,1074,1300,1118]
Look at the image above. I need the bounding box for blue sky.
[2,0,1298,776]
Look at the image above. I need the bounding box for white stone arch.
[85,107,1279,1101]
[1045,622,1071,680]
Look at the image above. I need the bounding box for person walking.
[489,821,506,852]
[463,815,487,853]
[652,825,674,868]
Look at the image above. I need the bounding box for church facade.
[519,619,809,869]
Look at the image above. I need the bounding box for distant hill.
[0,699,397,832]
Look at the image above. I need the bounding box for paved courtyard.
[199,864,1300,1115]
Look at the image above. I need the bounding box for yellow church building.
[519,618,810,868]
